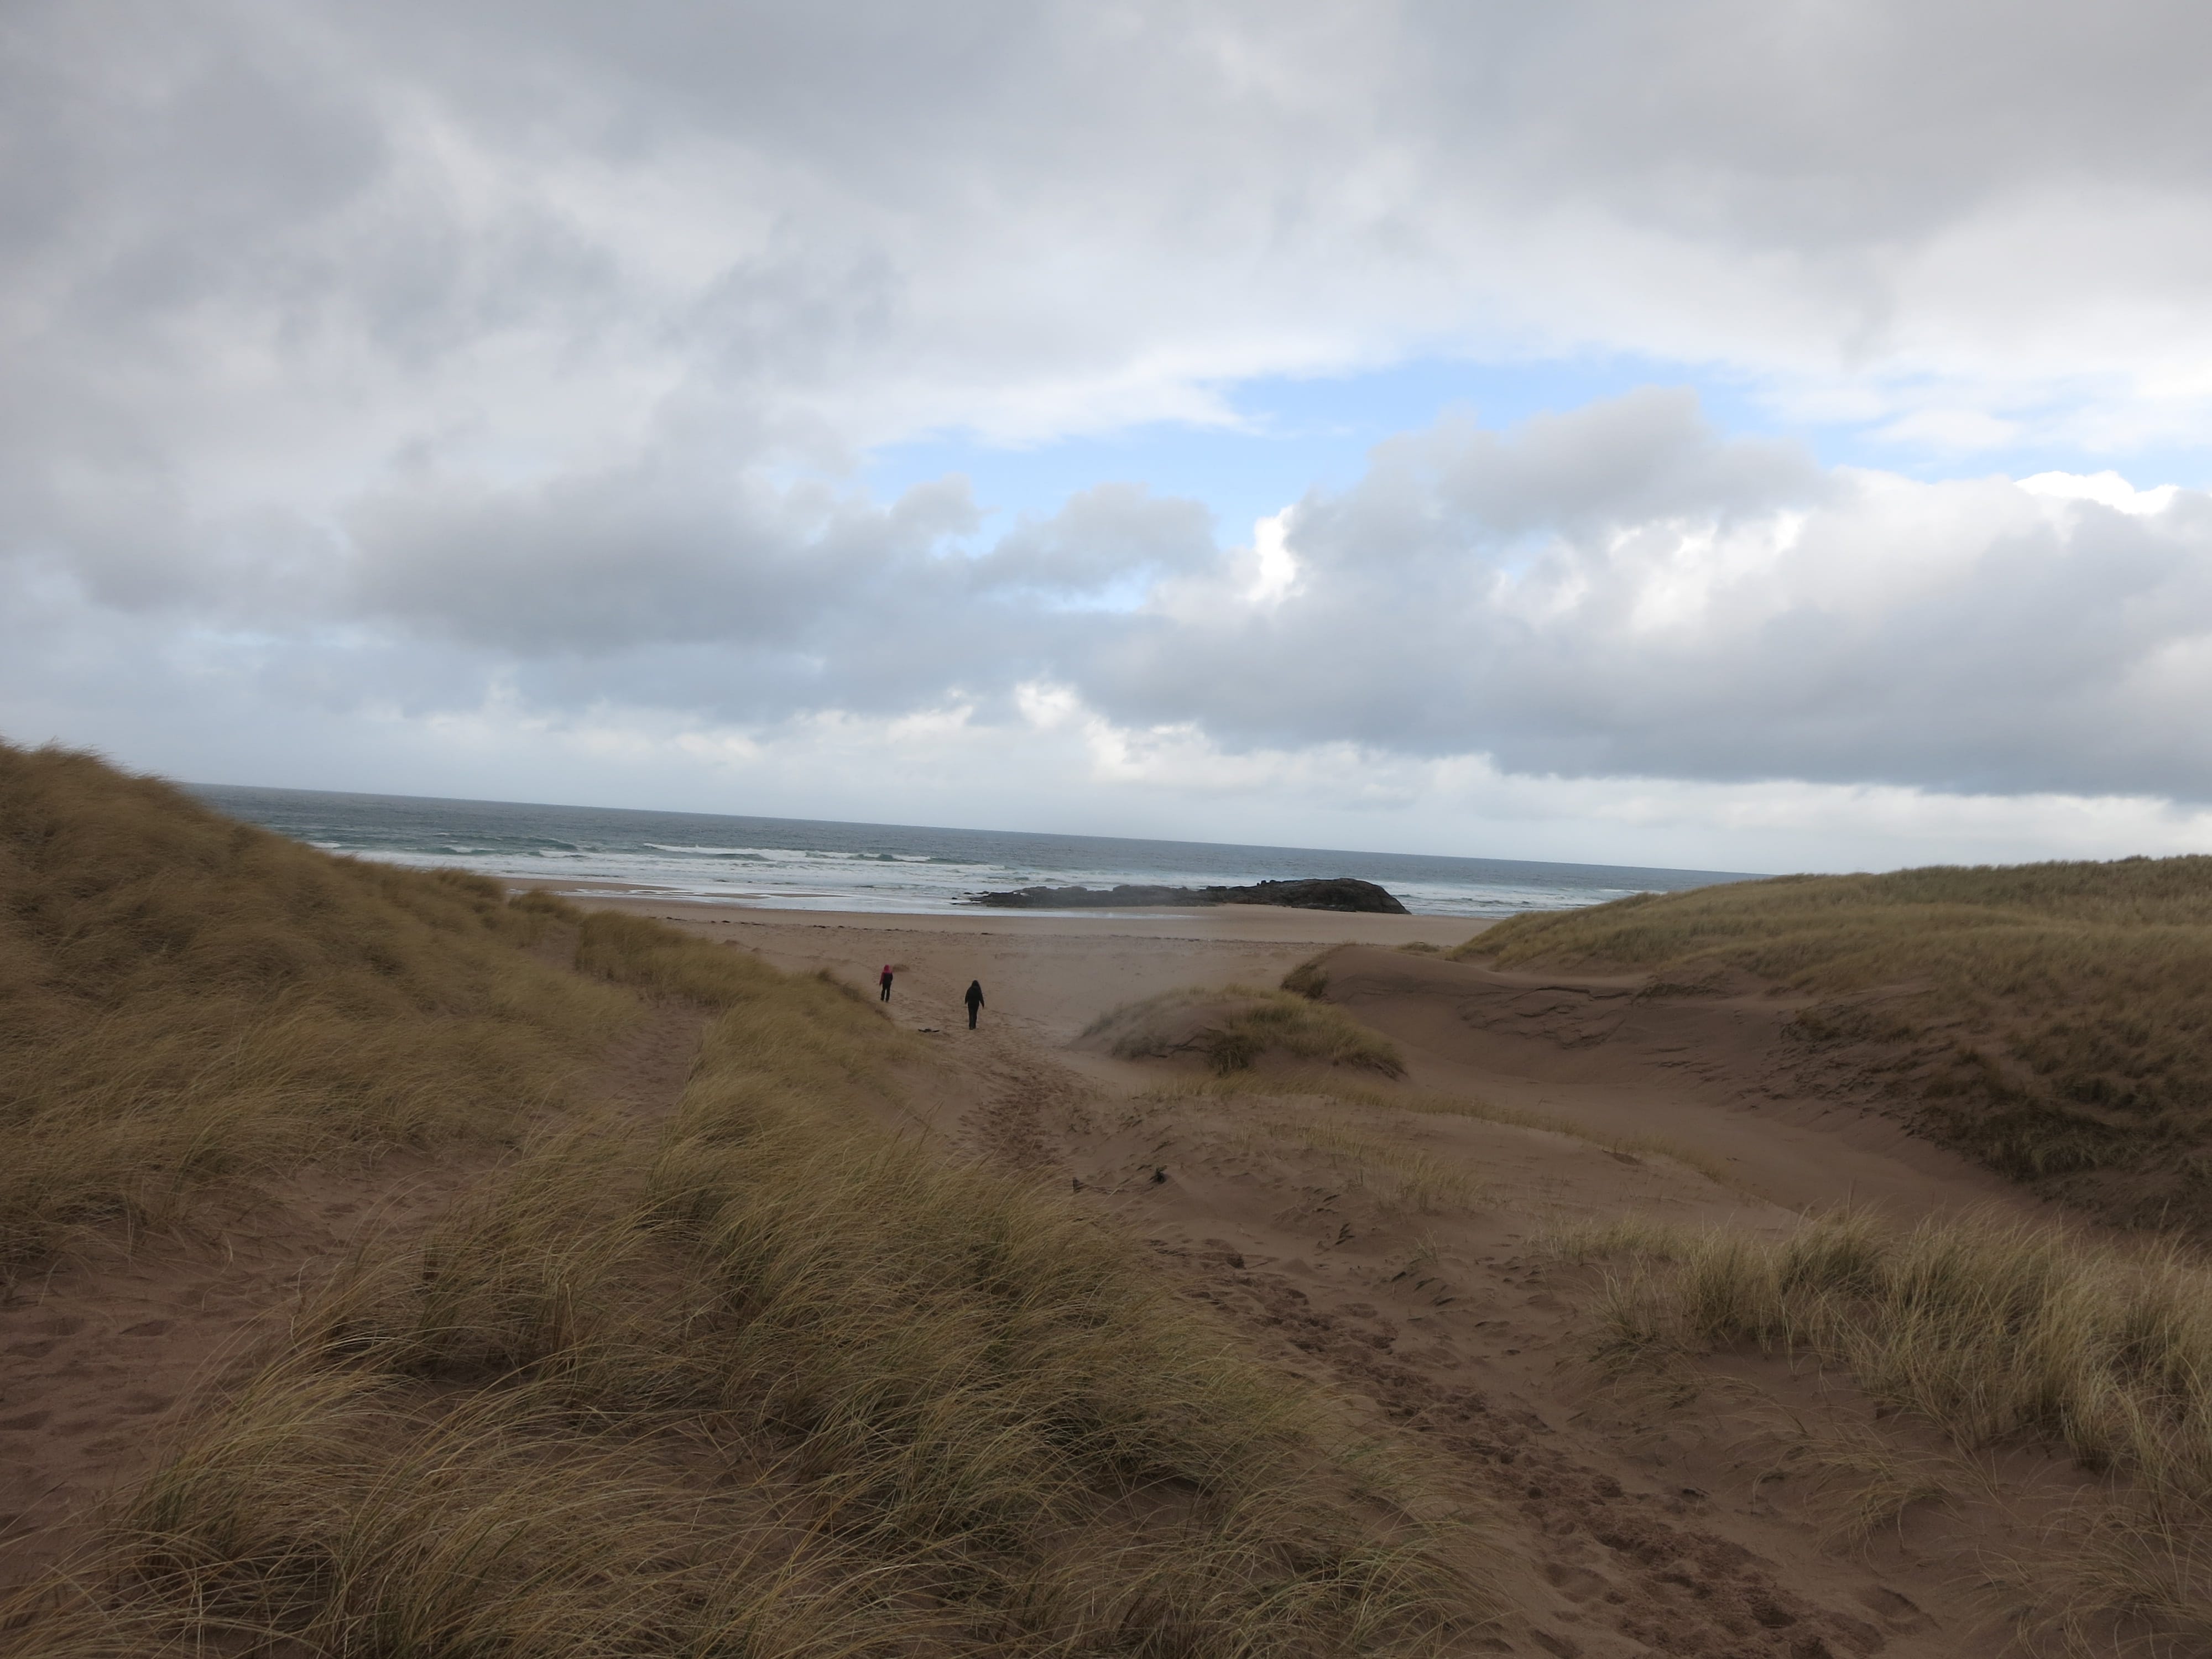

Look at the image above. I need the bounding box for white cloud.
[1246,510,1300,607]
[2018,470,2181,517]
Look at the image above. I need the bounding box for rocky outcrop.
[965,877,1410,914]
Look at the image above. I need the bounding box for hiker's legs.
[967,1006,978,1029]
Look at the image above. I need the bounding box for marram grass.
[1084,984,1405,1079]
[4,885,1489,1655]
[1575,1208,2212,1646]
[0,742,634,1272]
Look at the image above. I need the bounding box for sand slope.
[1313,945,2047,1224]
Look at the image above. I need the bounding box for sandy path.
[0,990,711,1585]
[1050,1066,2070,1659]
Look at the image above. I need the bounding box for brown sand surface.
[546,890,2046,1224]
[3,890,2117,1648]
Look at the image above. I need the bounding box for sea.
[191,784,1757,921]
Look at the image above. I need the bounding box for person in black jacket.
[964,979,985,1029]
[879,964,894,1001]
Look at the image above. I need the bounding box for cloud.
[19,378,2212,811]
[1083,394,2212,800]
[9,2,2212,865]
[13,0,2212,482]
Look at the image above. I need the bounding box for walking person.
[964,979,985,1030]
[879,963,894,1002]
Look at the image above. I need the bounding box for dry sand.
[2,885,2103,1651]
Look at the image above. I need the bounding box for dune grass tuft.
[1584,1208,2212,1496]
[1455,857,2212,1220]
[7,914,1484,1656]
[0,743,635,1272]
[1236,1109,1486,1213]
[1086,985,1405,1078]
[1575,1207,2212,1641]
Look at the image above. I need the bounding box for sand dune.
[8,832,2206,1654]
[565,893,2154,1655]
[1312,944,2046,1224]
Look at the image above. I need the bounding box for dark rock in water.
[1229,878,1411,914]
[964,876,1409,914]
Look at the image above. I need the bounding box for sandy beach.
[524,880,1480,1033]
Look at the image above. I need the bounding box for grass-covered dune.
[1457,858,2212,1223]
[0,741,633,1271]
[1,746,1481,1656]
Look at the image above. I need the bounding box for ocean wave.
[191,784,1746,918]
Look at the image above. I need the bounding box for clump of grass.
[1239,1111,1485,1213]
[1578,1207,2212,1642]
[1086,985,1405,1078]
[11,916,1486,1656]
[0,743,635,1271]
[1770,1428,1957,1548]
[1584,1209,2212,1501]
[1452,858,2212,1220]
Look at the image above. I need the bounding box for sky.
[8,1,2212,874]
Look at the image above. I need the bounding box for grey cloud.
[1070,403,2212,800]
[1343,389,1827,546]
[15,0,2212,463]
[346,462,1210,715]
[969,485,1216,596]
[317,390,2212,803]
[14,373,2212,804]
[349,468,940,655]
[13,1,2212,818]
